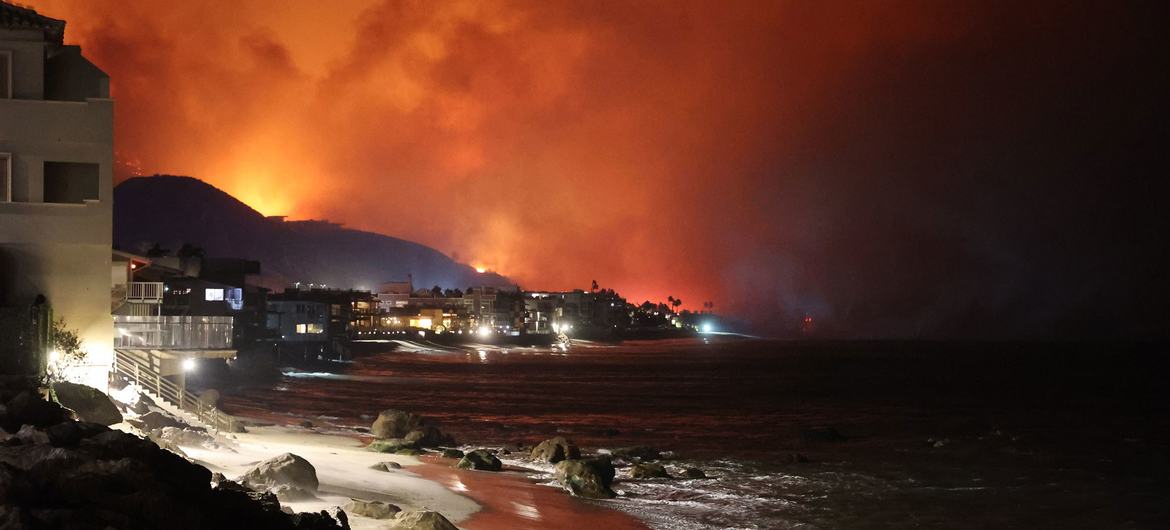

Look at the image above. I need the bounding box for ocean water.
[221,338,1170,528]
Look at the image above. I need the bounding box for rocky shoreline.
[3,379,721,530]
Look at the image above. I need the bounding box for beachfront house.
[1,2,113,388]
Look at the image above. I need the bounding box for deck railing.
[113,315,233,349]
[125,282,165,303]
[112,350,238,433]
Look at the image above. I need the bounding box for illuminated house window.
[295,323,324,334]
[205,288,224,301]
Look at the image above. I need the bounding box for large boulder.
[530,436,580,463]
[135,410,192,431]
[455,449,502,471]
[239,453,319,499]
[2,391,70,431]
[51,382,123,426]
[370,409,423,439]
[390,510,459,530]
[403,425,454,448]
[345,499,400,519]
[630,462,672,479]
[554,457,616,499]
[368,438,417,454]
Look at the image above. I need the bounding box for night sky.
[30,0,1168,338]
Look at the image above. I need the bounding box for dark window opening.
[43,162,99,203]
[1,154,10,201]
[1,51,11,99]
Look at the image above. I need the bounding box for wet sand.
[413,456,651,530]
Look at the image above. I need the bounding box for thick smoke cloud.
[30,0,1168,338]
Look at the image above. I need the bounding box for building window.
[1,50,11,99]
[204,288,224,301]
[43,162,99,203]
[1,153,10,202]
[295,323,324,334]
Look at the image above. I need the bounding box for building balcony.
[113,315,233,349]
[125,282,164,303]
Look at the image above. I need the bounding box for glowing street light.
[182,358,196,372]
[700,322,715,334]
[477,326,491,338]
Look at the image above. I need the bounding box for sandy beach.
[119,418,651,530]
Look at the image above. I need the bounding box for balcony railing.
[114,315,233,349]
[126,282,164,303]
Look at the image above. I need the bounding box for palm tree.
[672,298,682,313]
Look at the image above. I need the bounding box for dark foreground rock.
[0,394,345,529]
[390,510,459,530]
[50,382,123,426]
[440,448,464,459]
[240,453,320,501]
[456,449,502,471]
[682,467,707,479]
[554,457,616,499]
[531,436,580,464]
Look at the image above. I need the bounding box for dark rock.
[51,382,123,426]
[799,427,846,444]
[289,509,348,529]
[368,439,417,453]
[440,449,464,459]
[531,437,580,464]
[370,410,423,440]
[239,453,319,497]
[14,425,49,445]
[403,425,455,448]
[344,499,400,519]
[554,457,616,499]
[299,420,315,429]
[3,391,70,431]
[390,510,459,530]
[0,395,347,529]
[137,410,192,431]
[630,462,672,479]
[370,461,402,471]
[353,427,370,434]
[395,448,423,456]
[456,449,502,471]
[45,422,83,447]
[785,453,811,463]
[611,446,664,461]
[682,467,707,479]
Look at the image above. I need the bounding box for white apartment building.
[1,2,113,388]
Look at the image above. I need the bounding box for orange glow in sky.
[27,0,975,324]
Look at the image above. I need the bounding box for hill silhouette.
[113,176,512,291]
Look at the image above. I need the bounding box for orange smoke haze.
[26,0,984,329]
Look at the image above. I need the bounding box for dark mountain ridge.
[114,176,512,291]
